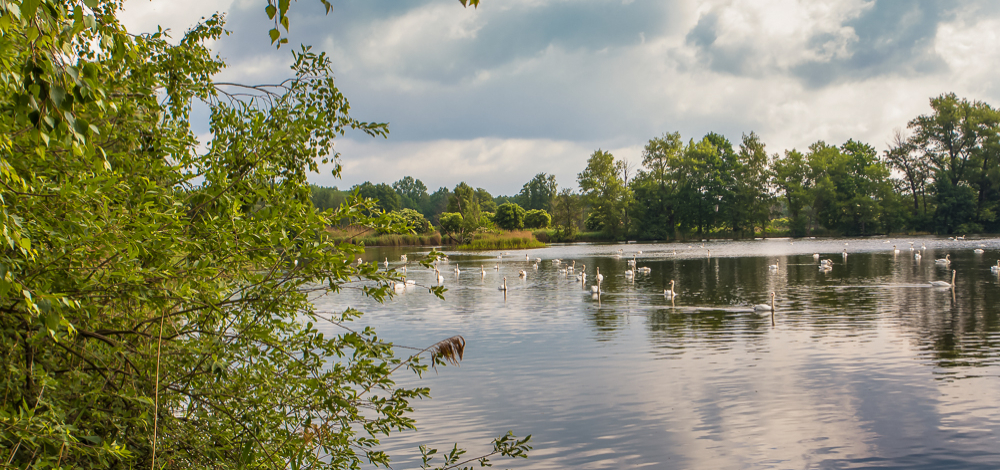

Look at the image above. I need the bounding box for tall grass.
[456,231,547,250]
[326,227,443,246]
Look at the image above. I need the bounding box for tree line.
[321,93,1000,240]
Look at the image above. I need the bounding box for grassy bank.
[456,231,547,250]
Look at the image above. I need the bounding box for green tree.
[515,173,558,211]
[0,2,530,469]
[551,188,583,229]
[447,182,482,235]
[354,181,401,212]
[494,202,526,230]
[630,132,684,240]
[772,149,813,236]
[310,184,348,211]
[577,149,630,238]
[524,209,552,229]
[394,208,433,234]
[730,132,774,238]
[392,176,429,210]
[476,187,497,213]
[427,186,452,223]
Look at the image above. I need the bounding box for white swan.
[754,292,776,312]
[481,265,486,277]
[842,249,848,259]
[591,285,600,293]
[930,270,956,288]
[625,269,634,277]
[384,257,389,270]
[499,277,507,291]
[519,270,527,279]
[914,251,922,261]
[974,248,985,254]
[400,254,408,262]
[893,245,899,255]
[935,254,951,264]
[664,280,678,299]
[595,267,603,283]
[991,261,1000,273]
[768,259,779,272]
[813,253,820,260]
[435,269,444,283]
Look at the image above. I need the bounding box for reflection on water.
[313,238,1000,469]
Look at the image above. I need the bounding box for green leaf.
[269,28,280,44]
[19,0,40,20]
[265,4,276,19]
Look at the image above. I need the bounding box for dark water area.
[313,237,1000,469]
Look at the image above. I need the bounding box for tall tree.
[884,129,930,214]
[772,149,813,236]
[392,176,429,210]
[516,173,558,212]
[632,132,684,239]
[448,182,482,235]
[731,132,774,238]
[354,181,401,212]
[578,150,630,238]
[551,188,584,229]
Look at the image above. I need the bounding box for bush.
[495,202,526,230]
[524,209,551,229]
[394,208,433,234]
[439,212,464,234]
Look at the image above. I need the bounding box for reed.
[456,230,547,250]
[326,229,443,246]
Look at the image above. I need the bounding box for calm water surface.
[313,237,1000,469]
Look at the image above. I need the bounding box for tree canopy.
[0,1,530,469]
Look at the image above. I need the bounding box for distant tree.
[884,129,930,215]
[448,182,482,234]
[524,209,551,229]
[908,93,1000,231]
[551,189,584,229]
[427,186,452,223]
[495,203,527,230]
[731,132,775,238]
[630,132,684,239]
[310,185,348,211]
[493,195,517,207]
[578,149,630,238]
[392,176,429,210]
[772,149,813,236]
[476,187,497,212]
[515,173,558,212]
[354,181,401,212]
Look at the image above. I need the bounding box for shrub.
[524,209,551,229]
[495,202,526,230]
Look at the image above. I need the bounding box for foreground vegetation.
[0,1,532,469]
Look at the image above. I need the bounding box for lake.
[312,237,1000,469]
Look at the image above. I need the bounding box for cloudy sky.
[120,0,1000,196]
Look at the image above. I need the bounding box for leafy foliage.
[0,1,528,469]
[494,202,526,230]
[524,209,551,229]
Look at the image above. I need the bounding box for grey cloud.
[684,0,1000,87]
[793,0,952,87]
